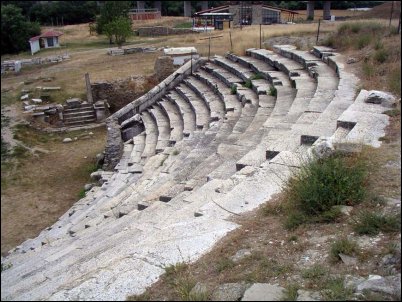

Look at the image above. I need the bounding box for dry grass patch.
[1,126,106,255]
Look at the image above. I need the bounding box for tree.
[104,17,132,48]
[96,1,131,34]
[1,4,41,55]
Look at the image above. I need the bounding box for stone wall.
[103,57,206,170]
[91,76,158,112]
[137,26,195,37]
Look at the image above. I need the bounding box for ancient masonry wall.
[136,26,194,36]
[103,58,206,170]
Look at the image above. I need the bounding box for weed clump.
[269,86,277,97]
[330,237,359,263]
[353,211,401,235]
[230,84,237,95]
[243,79,252,89]
[282,152,368,229]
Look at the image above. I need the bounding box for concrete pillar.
[137,1,145,11]
[184,1,192,17]
[201,1,208,11]
[154,1,162,12]
[85,73,93,104]
[307,1,314,20]
[323,1,331,20]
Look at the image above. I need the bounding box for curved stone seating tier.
[165,90,196,137]
[185,76,226,120]
[139,110,158,159]
[149,104,171,152]
[2,46,393,302]
[159,98,184,143]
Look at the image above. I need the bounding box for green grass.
[357,34,372,50]
[329,238,359,263]
[374,49,389,63]
[173,22,193,29]
[230,85,237,95]
[321,277,354,301]
[388,68,401,97]
[282,152,368,229]
[269,86,277,97]
[353,211,401,236]
[282,284,299,301]
[301,264,327,280]
[215,257,235,273]
[243,79,252,89]
[251,73,264,80]
[78,188,86,199]
[383,109,400,117]
[1,262,12,272]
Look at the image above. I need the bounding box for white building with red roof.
[29,30,63,55]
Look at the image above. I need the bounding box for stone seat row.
[7,45,391,302]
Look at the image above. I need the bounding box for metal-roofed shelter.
[29,31,63,55]
[194,3,299,29]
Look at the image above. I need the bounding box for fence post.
[316,19,321,45]
[389,1,394,28]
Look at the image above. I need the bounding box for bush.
[301,264,327,280]
[357,34,372,49]
[230,85,237,95]
[329,238,358,262]
[283,153,368,221]
[353,211,401,235]
[374,49,389,63]
[269,86,277,97]
[251,73,264,80]
[244,79,252,89]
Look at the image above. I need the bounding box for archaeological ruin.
[1,45,396,300]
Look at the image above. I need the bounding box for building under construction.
[193,1,299,29]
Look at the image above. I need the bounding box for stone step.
[64,118,96,125]
[193,69,241,114]
[166,91,196,136]
[175,84,210,130]
[63,110,96,118]
[149,104,171,153]
[159,99,184,143]
[64,114,96,121]
[185,76,226,120]
[140,110,158,158]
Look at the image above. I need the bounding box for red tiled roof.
[29,31,63,42]
[29,35,41,42]
[40,31,63,38]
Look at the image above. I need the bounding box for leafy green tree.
[96,1,131,34]
[104,17,132,48]
[1,4,41,55]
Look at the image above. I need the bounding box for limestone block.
[242,283,285,301]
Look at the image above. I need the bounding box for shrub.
[78,188,86,199]
[269,86,277,97]
[329,238,358,262]
[374,49,389,63]
[216,257,235,272]
[283,153,368,219]
[301,264,327,280]
[244,79,252,89]
[362,61,375,78]
[251,73,264,80]
[322,277,353,300]
[230,85,237,95]
[356,34,371,49]
[282,284,300,301]
[353,211,401,235]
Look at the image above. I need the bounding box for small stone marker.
[63,138,73,143]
